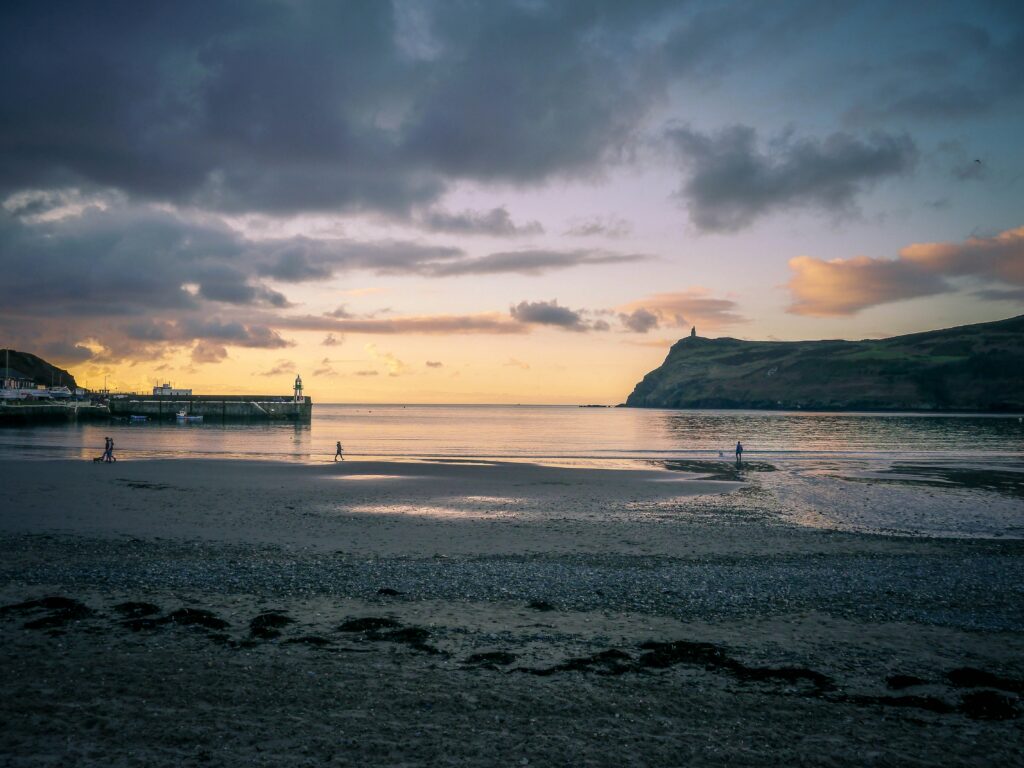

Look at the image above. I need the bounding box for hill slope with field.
[624,315,1024,412]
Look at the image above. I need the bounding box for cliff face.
[624,315,1024,412]
[1,350,78,389]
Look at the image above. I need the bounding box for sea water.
[0,403,1021,464]
[2,405,1021,537]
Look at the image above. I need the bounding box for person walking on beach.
[735,440,743,462]
[105,437,116,463]
[335,441,344,461]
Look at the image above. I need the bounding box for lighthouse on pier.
[293,374,304,403]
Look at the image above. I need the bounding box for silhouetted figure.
[735,440,743,463]
[335,441,344,462]
[106,437,116,462]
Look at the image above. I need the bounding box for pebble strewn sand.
[2,459,1022,766]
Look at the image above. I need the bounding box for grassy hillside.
[1,350,78,389]
[624,315,1024,412]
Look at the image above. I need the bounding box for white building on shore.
[153,383,192,396]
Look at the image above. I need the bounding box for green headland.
[624,314,1024,412]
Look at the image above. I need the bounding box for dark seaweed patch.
[661,460,776,481]
[947,667,1024,694]
[117,480,172,491]
[518,649,634,677]
[1,596,84,615]
[338,617,401,632]
[958,691,1020,720]
[526,600,556,612]
[857,465,1024,499]
[250,612,294,639]
[1,596,94,630]
[123,607,228,632]
[166,608,229,630]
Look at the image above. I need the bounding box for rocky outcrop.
[624,315,1024,412]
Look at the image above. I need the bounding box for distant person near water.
[735,441,743,462]
[335,441,344,461]
[98,436,116,463]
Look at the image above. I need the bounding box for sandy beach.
[2,458,1023,766]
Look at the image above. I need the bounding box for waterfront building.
[153,383,193,396]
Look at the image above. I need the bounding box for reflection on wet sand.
[845,464,1024,500]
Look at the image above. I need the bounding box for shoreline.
[3,455,1020,541]
[3,457,1023,765]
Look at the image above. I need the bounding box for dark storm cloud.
[256,240,463,282]
[417,207,543,236]
[619,308,660,333]
[259,240,645,279]
[668,126,917,231]
[39,340,95,365]
[0,206,636,327]
[177,318,291,349]
[2,1,1010,225]
[121,317,291,349]
[0,206,295,322]
[191,342,229,365]
[843,17,1024,124]
[0,207,205,317]
[0,1,690,214]
[0,2,440,214]
[510,300,590,332]
[196,267,291,307]
[2,201,656,359]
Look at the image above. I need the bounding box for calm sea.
[0,404,1021,464]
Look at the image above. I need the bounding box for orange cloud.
[787,225,1024,316]
[786,255,943,316]
[900,226,1024,284]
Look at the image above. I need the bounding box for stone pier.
[108,395,312,423]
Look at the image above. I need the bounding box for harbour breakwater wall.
[108,395,312,423]
[0,403,110,425]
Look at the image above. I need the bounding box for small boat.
[175,410,203,423]
[129,415,148,422]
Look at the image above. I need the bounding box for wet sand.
[2,459,1022,766]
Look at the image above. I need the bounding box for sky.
[1,0,1022,403]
